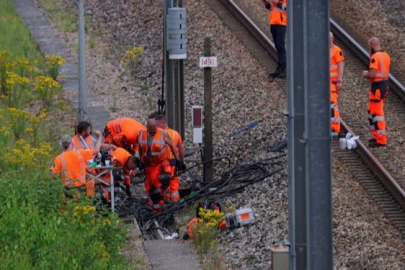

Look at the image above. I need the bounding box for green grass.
[0,0,43,60]
[40,0,77,32]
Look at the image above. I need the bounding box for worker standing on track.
[103,117,145,154]
[329,32,345,135]
[262,0,287,79]
[362,37,390,148]
[138,119,180,212]
[155,114,185,202]
[52,131,102,197]
[72,121,97,150]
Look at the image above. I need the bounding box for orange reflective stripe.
[268,1,287,25]
[58,151,86,186]
[58,154,70,182]
[150,130,167,156]
[138,130,146,144]
[375,53,389,78]
[171,191,179,198]
[77,151,85,181]
[330,45,341,78]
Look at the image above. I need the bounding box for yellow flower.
[5,71,30,86]
[45,55,66,67]
[102,220,111,226]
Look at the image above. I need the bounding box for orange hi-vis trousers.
[368,81,389,145]
[330,83,341,134]
[144,160,171,212]
[161,160,180,202]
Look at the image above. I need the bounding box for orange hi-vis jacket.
[105,147,132,185]
[111,147,132,167]
[72,135,96,150]
[138,128,170,166]
[369,51,390,83]
[164,128,182,160]
[330,44,344,83]
[106,118,146,147]
[52,148,93,187]
[268,0,287,26]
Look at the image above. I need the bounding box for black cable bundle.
[130,153,287,237]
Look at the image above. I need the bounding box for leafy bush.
[192,208,224,254]
[6,107,30,139]
[0,45,130,269]
[123,46,144,79]
[5,71,30,108]
[33,75,62,105]
[0,170,129,269]
[44,55,65,80]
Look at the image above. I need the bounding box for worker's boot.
[268,66,281,78]
[278,66,287,78]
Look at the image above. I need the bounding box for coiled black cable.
[130,153,287,239]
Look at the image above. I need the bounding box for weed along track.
[205,0,405,240]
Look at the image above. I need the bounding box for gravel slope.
[41,0,405,268]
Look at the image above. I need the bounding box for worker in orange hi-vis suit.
[52,131,102,197]
[329,32,345,135]
[362,37,390,148]
[155,114,185,203]
[138,119,180,212]
[262,0,287,78]
[103,117,145,154]
[97,147,138,200]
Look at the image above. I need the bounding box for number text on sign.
[199,57,218,68]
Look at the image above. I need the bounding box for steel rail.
[340,120,405,210]
[219,0,277,59]
[217,0,405,211]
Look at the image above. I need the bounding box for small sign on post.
[192,106,203,144]
[199,57,218,68]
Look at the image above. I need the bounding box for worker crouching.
[103,117,146,154]
[138,119,181,212]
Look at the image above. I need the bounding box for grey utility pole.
[163,0,186,138]
[287,0,306,268]
[288,0,332,269]
[304,0,333,269]
[78,0,87,121]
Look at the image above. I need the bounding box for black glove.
[158,174,171,190]
[176,160,187,172]
[180,161,187,171]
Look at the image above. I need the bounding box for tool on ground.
[224,208,255,229]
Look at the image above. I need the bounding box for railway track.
[206,0,405,237]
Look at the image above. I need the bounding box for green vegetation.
[0,2,131,268]
[40,0,77,32]
[0,171,127,269]
[0,0,43,59]
[191,208,227,269]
